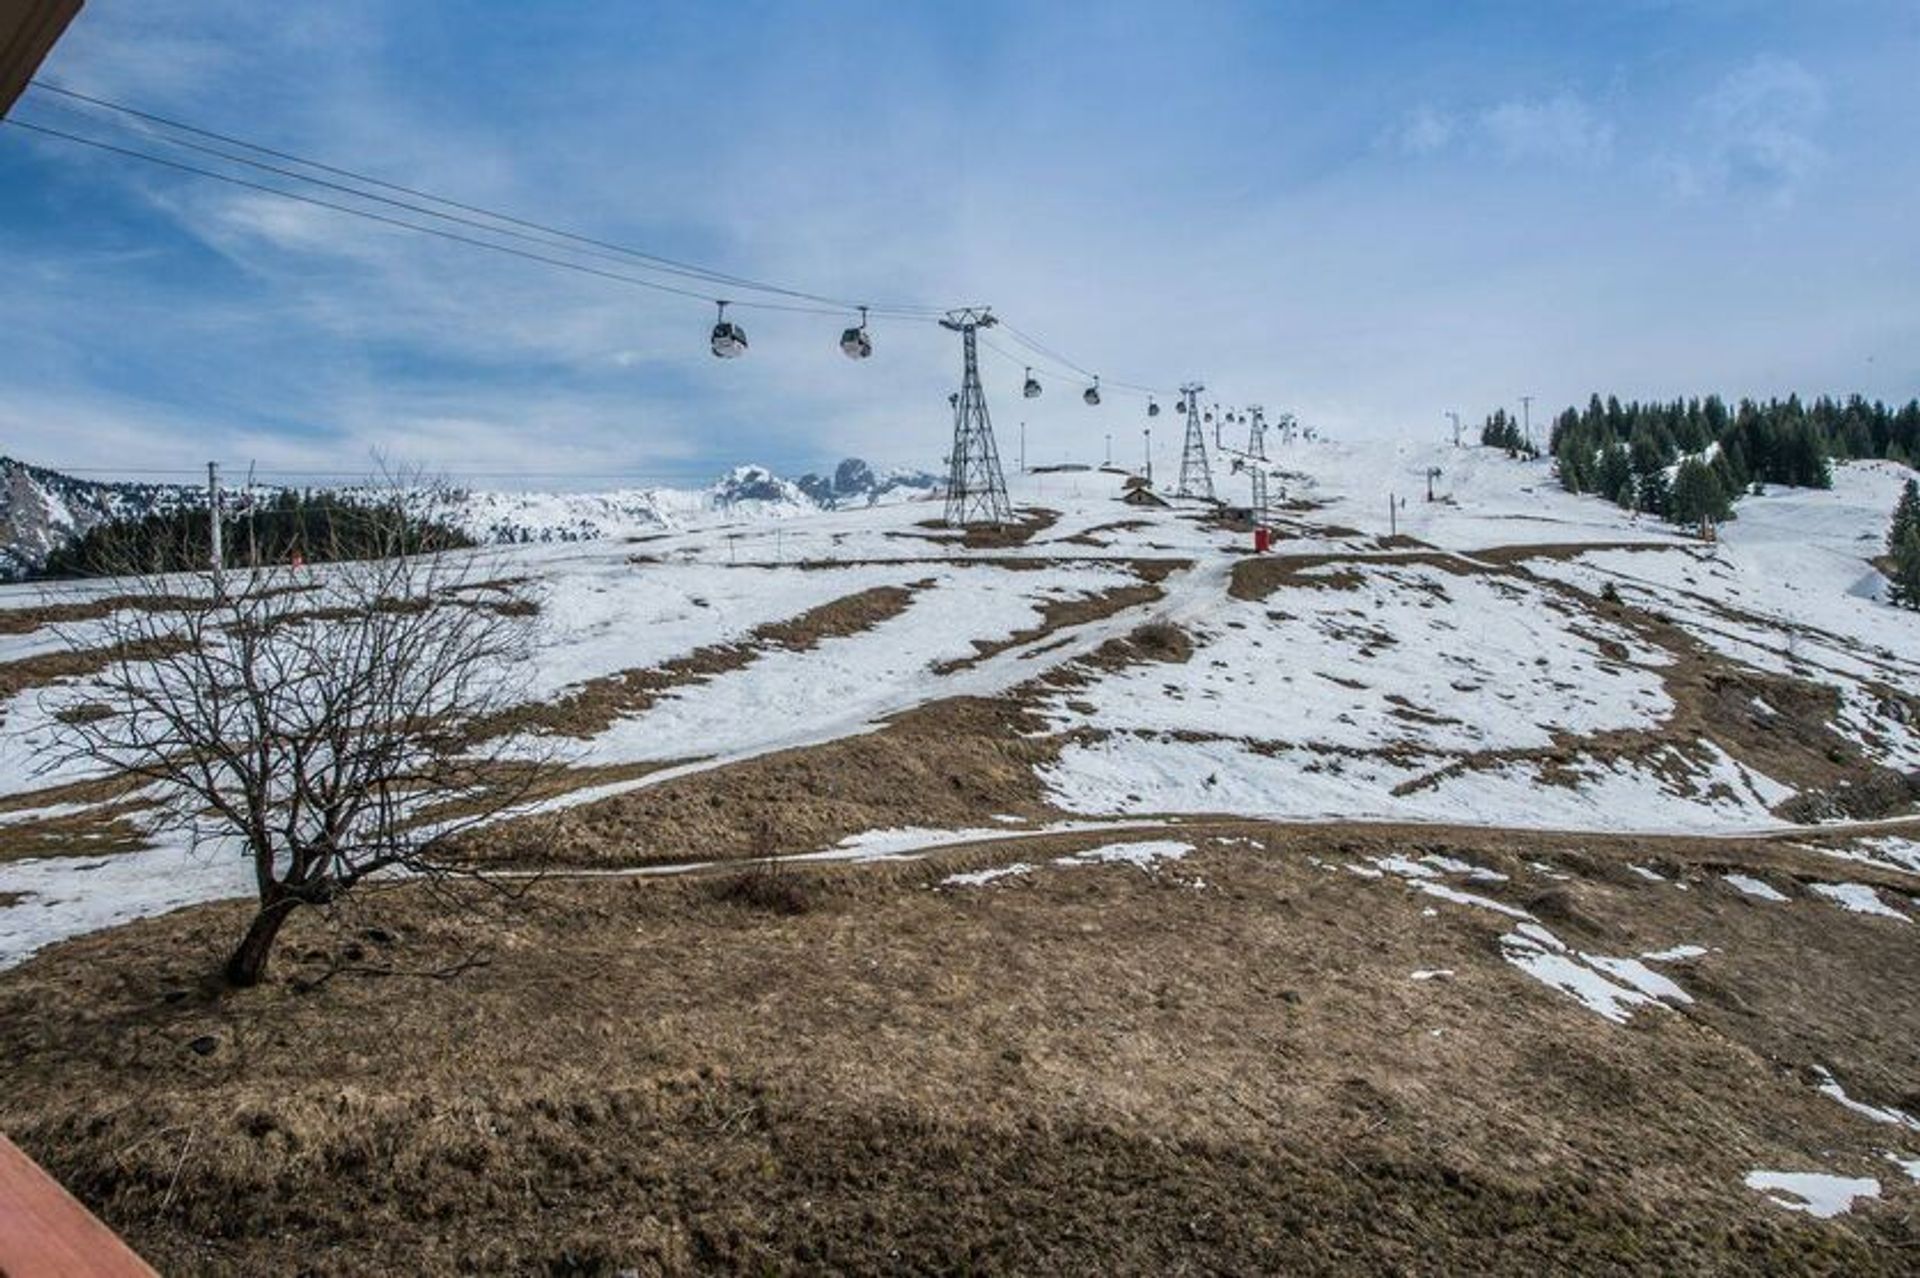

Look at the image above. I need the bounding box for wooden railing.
[0,1133,158,1276]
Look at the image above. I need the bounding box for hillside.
[0,455,939,577]
[1,438,1917,1271]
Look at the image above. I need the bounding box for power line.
[27,80,945,319]
[2,115,866,315]
[7,83,1203,404]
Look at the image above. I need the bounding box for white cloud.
[1478,94,1615,168]
[1679,55,1827,202]
[1386,105,1456,156]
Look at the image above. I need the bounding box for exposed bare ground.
[1228,548,1920,823]
[482,695,1059,868]
[468,584,925,743]
[0,592,203,637]
[0,637,192,704]
[2,822,1915,1274]
[928,560,1181,675]
[900,506,1062,550]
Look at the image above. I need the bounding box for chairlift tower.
[1245,406,1270,525]
[940,307,1012,527]
[1176,382,1214,501]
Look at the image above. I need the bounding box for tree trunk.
[225,894,297,987]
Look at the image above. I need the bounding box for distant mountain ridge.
[0,456,941,578]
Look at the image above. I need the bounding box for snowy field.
[1,438,1917,969]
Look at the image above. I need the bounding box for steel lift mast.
[940,307,1012,527]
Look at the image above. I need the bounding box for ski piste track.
[2,440,1918,969]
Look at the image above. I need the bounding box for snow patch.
[1809,882,1910,922]
[1743,1170,1879,1219]
[1054,839,1195,871]
[941,863,1035,888]
[1724,874,1788,902]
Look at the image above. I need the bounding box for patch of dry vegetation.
[929,561,1181,675]
[484,695,1060,868]
[470,584,924,743]
[2,823,1914,1274]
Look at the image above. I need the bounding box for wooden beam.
[0,0,84,120]
[0,1132,158,1277]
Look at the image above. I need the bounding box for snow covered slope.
[1,438,1916,967]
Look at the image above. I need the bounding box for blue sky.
[2,1,1916,487]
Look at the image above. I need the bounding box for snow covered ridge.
[0,457,198,580]
[0,455,941,576]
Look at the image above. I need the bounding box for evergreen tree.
[1636,468,1671,519]
[1890,477,1920,558]
[1595,446,1633,507]
[1669,458,1731,527]
[1890,526,1920,611]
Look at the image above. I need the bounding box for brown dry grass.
[482,695,1058,868]
[2,823,1914,1274]
[0,592,206,637]
[469,584,923,743]
[0,637,192,703]
[1229,547,1919,824]
[928,564,1178,675]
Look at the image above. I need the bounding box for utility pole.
[207,461,223,572]
[1520,395,1534,450]
[940,307,1012,527]
[1447,411,1462,447]
[244,460,258,568]
[1019,421,1026,474]
[1143,426,1152,486]
[1177,382,1215,501]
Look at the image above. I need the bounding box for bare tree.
[45,485,552,986]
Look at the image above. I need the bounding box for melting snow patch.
[1054,839,1194,872]
[941,863,1034,888]
[1723,874,1788,903]
[1744,1171,1879,1219]
[1410,969,1453,981]
[1421,853,1509,882]
[1809,882,1910,922]
[1885,1153,1920,1183]
[1498,924,1695,1024]
[1814,1067,1920,1132]
[1410,880,1531,918]
[1641,944,1708,962]
[1855,837,1920,875]
[0,840,254,971]
[1629,864,1666,882]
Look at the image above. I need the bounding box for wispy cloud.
[1666,55,1827,204]
[1383,94,1615,170]
[1478,95,1616,169]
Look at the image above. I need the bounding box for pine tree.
[1888,478,1920,558]
[1890,526,1920,610]
[1670,458,1730,528]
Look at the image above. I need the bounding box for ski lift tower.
[940,307,1012,527]
[1244,406,1270,525]
[1176,382,1214,500]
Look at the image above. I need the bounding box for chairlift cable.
[26,80,945,318]
[11,87,1207,399]
[1,117,872,316]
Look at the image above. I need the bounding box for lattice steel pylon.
[1177,381,1215,500]
[940,308,1013,528]
[1245,406,1269,525]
